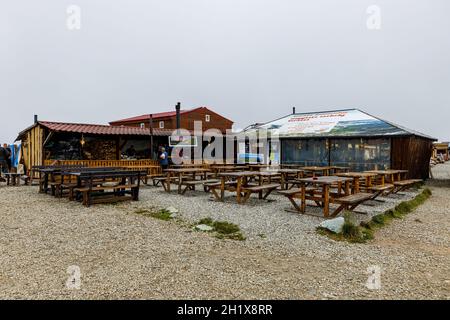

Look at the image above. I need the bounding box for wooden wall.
[113,109,233,134]
[391,136,433,179]
[21,125,45,171]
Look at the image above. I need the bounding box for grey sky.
[1,0,449,143]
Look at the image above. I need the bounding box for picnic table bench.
[283,176,356,218]
[71,170,144,207]
[391,179,423,194]
[332,193,374,217]
[162,168,211,194]
[55,167,125,198]
[240,183,280,203]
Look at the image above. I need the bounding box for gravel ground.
[0,178,448,299]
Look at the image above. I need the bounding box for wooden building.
[109,105,234,134]
[432,142,449,161]
[16,115,236,170]
[16,120,172,171]
[239,109,436,179]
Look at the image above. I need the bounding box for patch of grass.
[257,233,267,239]
[197,217,214,226]
[134,208,172,221]
[196,218,246,241]
[317,188,432,244]
[212,221,240,234]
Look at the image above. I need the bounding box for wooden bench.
[391,179,423,194]
[332,193,373,217]
[146,174,167,186]
[241,183,280,203]
[180,179,220,194]
[74,184,139,207]
[368,184,394,200]
[278,187,318,213]
[153,176,180,189]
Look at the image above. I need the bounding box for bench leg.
[287,196,302,213]
[132,187,139,201]
[262,188,276,200]
[241,191,252,204]
[210,187,222,201]
[331,204,346,217]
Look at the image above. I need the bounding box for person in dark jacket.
[0,145,10,173]
[3,144,12,171]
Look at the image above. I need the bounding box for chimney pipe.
[34,115,38,124]
[292,107,296,114]
[175,102,181,130]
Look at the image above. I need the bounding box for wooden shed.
[16,120,172,171]
[239,109,436,179]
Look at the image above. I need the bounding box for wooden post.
[149,114,154,159]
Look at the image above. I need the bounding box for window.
[205,114,211,122]
[140,123,145,129]
[159,121,164,129]
[282,139,329,166]
[330,138,390,171]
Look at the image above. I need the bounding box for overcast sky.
[1,0,449,143]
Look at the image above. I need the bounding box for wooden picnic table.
[210,165,249,176]
[261,168,304,190]
[334,172,379,194]
[247,164,276,171]
[56,167,125,198]
[301,166,333,177]
[213,171,280,204]
[290,176,354,217]
[170,164,206,169]
[329,166,351,174]
[68,170,144,206]
[163,168,210,194]
[365,169,408,184]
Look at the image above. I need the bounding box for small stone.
[166,206,179,214]
[195,224,214,232]
[319,217,345,233]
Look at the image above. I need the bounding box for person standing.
[0,144,10,173]
[159,147,169,170]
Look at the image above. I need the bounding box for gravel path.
[0,181,448,299]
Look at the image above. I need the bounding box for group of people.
[0,144,12,173]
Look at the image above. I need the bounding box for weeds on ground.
[134,208,172,221]
[317,188,432,244]
[196,218,246,241]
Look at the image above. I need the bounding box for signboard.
[254,109,406,138]
[169,135,198,147]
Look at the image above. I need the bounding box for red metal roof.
[109,106,234,125]
[38,121,172,136]
[109,109,195,125]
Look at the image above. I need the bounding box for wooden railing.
[44,159,159,166]
[43,159,162,176]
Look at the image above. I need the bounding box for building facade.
[109,106,234,134]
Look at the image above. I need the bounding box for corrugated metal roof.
[109,109,191,124]
[109,106,234,125]
[16,120,232,141]
[39,121,173,136]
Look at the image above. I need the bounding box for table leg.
[301,183,306,213]
[236,177,243,204]
[220,176,225,201]
[178,173,183,194]
[354,177,360,194]
[344,181,350,195]
[258,175,263,199]
[166,172,171,192]
[323,185,330,217]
